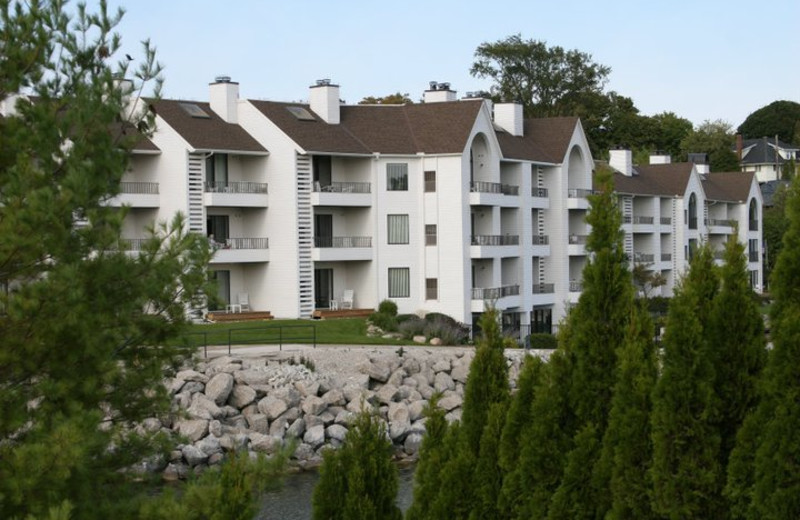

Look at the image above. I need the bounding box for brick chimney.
[736,133,743,161]
[609,148,633,176]
[494,102,523,137]
[209,76,239,124]
[309,79,340,124]
[423,81,457,103]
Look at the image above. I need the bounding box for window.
[426,278,438,300]
[425,224,437,246]
[688,193,697,229]
[424,170,436,192]
[388,268,410,298]
[749,270,759,290]
[387,215,409,244]
[206,153,228,187]
[749,199,758,231]
[387,163,408,191]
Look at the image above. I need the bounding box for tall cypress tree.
[596,302,658,520]
[742,177,800,518]
[406,396,450,520]
[548,166,634,517]
[650,246,722,518]
[707,232,766,470]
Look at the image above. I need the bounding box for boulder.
[326,424,348,442]
[438,394,463,411]
[176,369,208,383]
[219,433,249,452]
[187,393,224,420]
[434,372,456,393]
[413,335,426,344]
[321,388,346,407]
[334,410,356,426]
[257,396,288,420]
[294,380,320,398]
[432,358,451,373]
[360,359,391,383]
[250,433,283,454]
[429,338,442,346]
[402,356,421,375]
[246,413,269,434]
[376,384,399,405]
[286,418,306,439]
[181,445,208,466]
[305,414,325,429]
[294,443,315,461]
[273,387,302,409]
[304,425,326,449]
[175,419,208,442]
[318,410,336,426]
[205,373,234,405]
[404,433,423,454]
[196,435,222,456]
[208,419,222,438]
[235,369,272,386]
[162,462,189,481]
[269,416,288,437]
[450,363,470,383]
[387,368,406,388]
[228,384,257,408]
[408,400,426,422]
[302,396,328,416]
[181,381,205,395]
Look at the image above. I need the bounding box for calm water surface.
[258,465,416,519]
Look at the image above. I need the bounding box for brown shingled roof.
[152,99,266,153]
[605,162,695,196]
[702,172,755,202]
[496,117,580,163]
[250,99,484,155]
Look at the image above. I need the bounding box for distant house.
[738,136,799,183]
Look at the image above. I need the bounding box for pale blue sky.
[105,0,800,128]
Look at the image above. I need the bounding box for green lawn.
[179,318,413,348]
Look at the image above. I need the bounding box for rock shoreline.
[150,346,540,480]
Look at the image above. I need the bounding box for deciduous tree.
[737,100,800,144]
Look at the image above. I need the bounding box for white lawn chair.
[340,289,354,309]
[237,292,251,312]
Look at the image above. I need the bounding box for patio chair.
[341,289,354,309]
[237,292,251,312]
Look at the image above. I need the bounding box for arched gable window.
[688,193,698,229]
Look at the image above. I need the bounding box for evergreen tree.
[743,177,800,518]
[312,410,402,520]
[514,350,576,519]
[547,165,634,518]
[497,355,545,519]
[0,2,215,518]
[597,303,658,520]
[707,232,766,469]
[650,250,722,519]
[405,396,450,520]
[469,401,508,520]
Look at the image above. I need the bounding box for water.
[258,465,416,519]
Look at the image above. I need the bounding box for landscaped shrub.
[378,299,398,317]
[528,333,558,350]
[396,313,418,325]
[424,315,471,345]
[369,311,397,332]
[398,316,427,339]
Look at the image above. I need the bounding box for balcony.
[660,217,672,225]
[312,236,373,261]
[470,181,519,207]
[567,188,592,209]
[471,235,519,246]
[311,182,372,207]
[531,187,550,209]
[532,235,549,245]
[633,252,655,263]
[707,218,735,233]
[471,234,520,258]
[569,281,583,292]
[568,233,588,255]
[471,284,520,300]
[204,181,268,207]
[119,238,148,252]
[532,283,555,294]
[661,253,672,262]
[210,237,269,263]
[107,182,160,207]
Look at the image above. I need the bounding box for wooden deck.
[206,311,274,322]
[311,308,373,320]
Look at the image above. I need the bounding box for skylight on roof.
[179,102,211,119]
[286,106,316,121]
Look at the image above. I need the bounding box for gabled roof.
[760,179,791,207]
[249,99,484,155]
[606,162,695,197]
[152,99,266,153]
[702,172,755,202]
[740,137,798,165]
[496,117,580,164]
